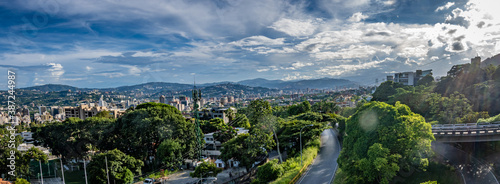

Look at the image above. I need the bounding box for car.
[143,178,154,184]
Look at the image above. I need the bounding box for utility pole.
[105,156,110,184]
[60,157,65,183]
[84,159,88,184]
[39,160,44,184]
[193,78,203,161]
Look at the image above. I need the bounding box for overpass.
[432,122,500,142]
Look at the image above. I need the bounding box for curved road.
[298,129,341,184]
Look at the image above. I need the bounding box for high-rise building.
[39,106,47,114]
[159,95,166,103]
[99,95,108,107]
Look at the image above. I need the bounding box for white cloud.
[269,18,321,37]
[230,36,285,47]
[435,2,455,12]
[348,12,369,22]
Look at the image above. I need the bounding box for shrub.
[256,159,284,183]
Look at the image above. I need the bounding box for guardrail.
[432,121,500,136]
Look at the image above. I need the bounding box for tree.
[32,118,84,160]
[220,133,274,172]
[189,161,222,178]
[200,118,225,134]
[256,159,284,183]
[417,74,434,86]
[338,101,434,183]
[276,120,325,155]
[157,139,183,169]
[88,149,143,184]
[357,143,401,184]
[14,178,30,184]
[247,99,272,126]
[311,100,339,114]
[231,114,251,128]
[111,103,197,162]
[213,125,237,143]
[372,81,404,102]
[95,110,113,119]
[287,101,312,116]
[493,66,500,82]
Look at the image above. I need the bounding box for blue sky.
[1,0,500,89]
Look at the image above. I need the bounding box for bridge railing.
[432,121,500,136]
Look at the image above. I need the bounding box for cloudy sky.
[1,0,500,89]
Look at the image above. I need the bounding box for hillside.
[21,84,87,92]
[237,78,358,89]
[481,54,500,68]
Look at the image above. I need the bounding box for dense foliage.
[87,149,143,184]
[33,102,198,173]
[189,161,222,178]
[338,102,434,184]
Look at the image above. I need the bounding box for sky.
[1,0,500,89]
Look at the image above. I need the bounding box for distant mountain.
[21,84,86,92]
[237,78,358,89]
[481,54,500,68]
[185,83,278,97]
[100,82,192,93]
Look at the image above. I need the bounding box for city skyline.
[1,0,500,90]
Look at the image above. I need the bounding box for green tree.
[213,125,237,143]
[277,120,325,155]
[231,114,251,128]
[111,103,197,162]
[287,101,312,116]
[256,159,284,183]
[95,110,113,119]
[417,75,435,86]
[157,139,183,169]
[493,66,500,82]
[189,161,222,178]
[200,118,225,134]
[32,118,83,160]
[311,100,339,114]
[88,149,143,184]
[220,133,274,172]
[357,143,401,184]
[372,81,404,102]
[338,101,434,183]
[247,99,272,126]
[14,178,30,184]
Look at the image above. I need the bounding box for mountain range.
[19,77,358,93]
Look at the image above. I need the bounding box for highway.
[433,142,499,184]
[297,129,341,184]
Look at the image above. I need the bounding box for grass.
[270,138,321,184]
[64,170,85,184]
[333,161,461,184]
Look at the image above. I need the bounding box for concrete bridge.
[432,122,500,142]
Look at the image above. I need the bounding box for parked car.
[143,178,154,184]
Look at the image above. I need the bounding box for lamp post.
[300,124,314,166]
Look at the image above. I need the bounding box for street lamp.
[301,124,314,166]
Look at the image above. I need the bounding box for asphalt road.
[298,129,341,184]
[433,142,499,184]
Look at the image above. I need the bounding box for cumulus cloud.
[269,18,322,37]
[445,8,471,27]
[348,12,369,22]
[230,36,285,47]
[435,2,455,12]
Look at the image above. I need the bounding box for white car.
[143,178,154,184]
